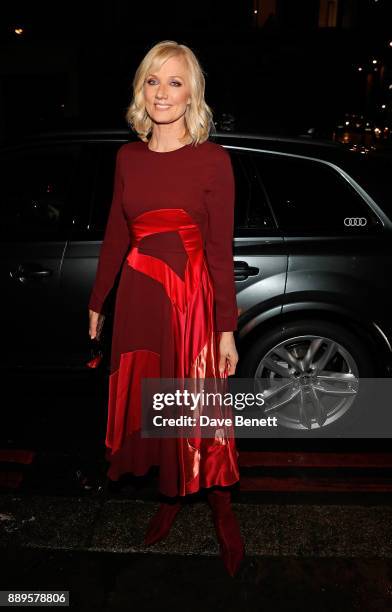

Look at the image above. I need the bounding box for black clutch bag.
[86,336,104,368]
[86,314,106,369]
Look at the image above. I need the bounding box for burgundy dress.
[88,139,240,497]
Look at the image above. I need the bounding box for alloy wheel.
[254,335,360,430]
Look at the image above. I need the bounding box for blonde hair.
[125,40,216,146]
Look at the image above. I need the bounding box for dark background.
[1,0,392,143]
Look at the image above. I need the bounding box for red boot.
[144,501,182,546]
[207,488,245,577]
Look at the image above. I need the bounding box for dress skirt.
[104,208,240,497]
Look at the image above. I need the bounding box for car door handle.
[234,260,260,281]
[9,264,53,284]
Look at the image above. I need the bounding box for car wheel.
[238,319,375,435]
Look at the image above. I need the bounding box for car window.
[252,153,382,234]
[342,153,392,222]
[0,145,80,240]
[228,149,276,233]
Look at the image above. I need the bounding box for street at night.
[1,1,392,609]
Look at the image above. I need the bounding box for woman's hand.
[218,331,239,376]
[89,309,105,341]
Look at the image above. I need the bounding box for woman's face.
[143,55,192,128]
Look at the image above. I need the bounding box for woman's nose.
[157,85,168,98]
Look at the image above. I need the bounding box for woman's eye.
[146,79,181,86]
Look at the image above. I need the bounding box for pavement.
[2,481,392,611]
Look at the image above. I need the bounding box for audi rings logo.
[344,217,367,227]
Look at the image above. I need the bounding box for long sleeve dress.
[88,138,240,497]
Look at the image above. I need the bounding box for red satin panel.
[106,349,160,453]
[105,208,240,495]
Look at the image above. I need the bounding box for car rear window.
[343,153,392,220]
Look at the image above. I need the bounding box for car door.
[60,140,125,368]
[0,143,82,369]
[226,147,287,332]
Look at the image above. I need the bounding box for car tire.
[237,318,375,436]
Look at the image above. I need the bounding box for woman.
[88,40,244,577]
